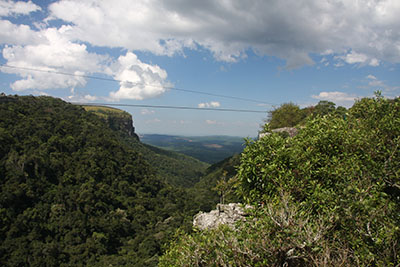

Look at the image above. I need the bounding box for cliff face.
[83,105,139,140]
[105,113,137,138]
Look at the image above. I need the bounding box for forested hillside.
[83,105,210,188]
[188,154,242,212]
[141,134,245,164]
[0,95,209,266]
[160,94,400,266]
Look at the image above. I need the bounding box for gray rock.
[258,127,299,139]
[193,203,252,230]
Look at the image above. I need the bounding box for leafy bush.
[266,102,305,129]
[160,94,400,266]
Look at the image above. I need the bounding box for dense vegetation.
[83,105,139,140]
[124,138,209,188]
[141,134,245,164]
[0,95,208,266]
[265,100,347,130]
[82,105,209,187]
[160,94,400,266]
[188,154,243,212]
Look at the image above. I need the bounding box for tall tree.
[267,102,305,129]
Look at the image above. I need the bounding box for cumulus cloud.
[0,19,41,45]
[198,101,220,108]
[0,17,169,100]
[1,26,108,91]
[0,0,40,17]
[108,52,170,100]
[336,51,380,67]
[1,0,400,98]
[312,91,357,106]
[365,74,399,92]
[67,89,98,102]
[45,0,400,68]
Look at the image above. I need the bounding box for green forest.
[1,93,399,266]
[0,95,220,266]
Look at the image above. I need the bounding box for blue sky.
[0,0,399,137]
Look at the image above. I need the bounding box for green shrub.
[160,94,400,266]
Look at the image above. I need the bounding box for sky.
[0,0,399,137]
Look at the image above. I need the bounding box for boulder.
[193,203,252,230]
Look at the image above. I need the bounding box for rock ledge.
[193,203,252,230]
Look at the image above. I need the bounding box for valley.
[140,134,247,164]
[1,94,399,266]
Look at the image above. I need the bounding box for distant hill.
[140,134,247,164]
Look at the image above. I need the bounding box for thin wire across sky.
[0,64,276,113]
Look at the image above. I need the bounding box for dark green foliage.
[160,94,400,266]
[265,101,348,131]
[83,105,139,140]
[83,106,209,188]
[125,141,209,188]
[188,155,243,212]
[267,102,305,129]
[0,95,196,266]
[237,94,400,264]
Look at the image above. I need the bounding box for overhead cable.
[73,102,267,113]
[0,64,276,105]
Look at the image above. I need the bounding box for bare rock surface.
[193,203,252,230]
[258,127,299,139]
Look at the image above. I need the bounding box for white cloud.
[198,101,220,108]
[343,51,369,64]
[312,91,357,104]
[337,51,380,67]
[67,87,98,102]
[1,0,400,97]
[172,120,190,124]
[0,0,40,17]
[205,119,217,125]
[108,52,170,100]
[0,19,40,45]
[145,118,161,124]
[2,26,108,91]
[141,109,155,115]
[45,0,400,67]
[369,58,380,67]
[0,21,170,100]
[83,94,97,101]
[364,75,399,92]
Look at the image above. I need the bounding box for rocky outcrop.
[83,105,139,140]
[193,203,252,230]
[106,114,138,139]
[258,127,298,139]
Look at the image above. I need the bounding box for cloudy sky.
[1,0,399,136]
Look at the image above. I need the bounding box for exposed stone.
[258,127,299,139]
[193,203,252,230]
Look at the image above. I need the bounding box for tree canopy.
[160,94,400,266]
[0,95,205,266]
[265,100,348,130]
